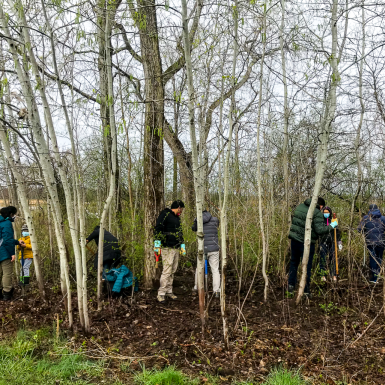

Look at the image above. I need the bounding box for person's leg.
[319,243,328,277]
[368,245,378,281]
[288,240,303,288]
[22,259,33,285]
[158,248,173,296]
[305,243,315,294]
[328,244,336,278]
[208,251,221,293]
[2,259,13,293]
[0,260,3,292]
[167,248,180,294]
[372,246,384,281]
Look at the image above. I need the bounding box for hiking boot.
[215,291,220,299]
[3,288,14,301]
[165,293,177,300]
[370,280,378,284]
[304,292,312,299]
[157,294,166,303]
[332,276,337,283]
[321,276,327,282]
[288,284,294,293]
[192,288,198,295]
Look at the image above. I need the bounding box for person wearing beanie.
[319,206,342,282]
[288,197,338,296]
[0,206,25,301]
[18,224,33,288]
[358,204,385,283]
[154,200,185,303]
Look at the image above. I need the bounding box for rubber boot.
[3,287,14,301]
[24,276,30,291]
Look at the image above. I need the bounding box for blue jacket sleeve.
[2,221,18,255]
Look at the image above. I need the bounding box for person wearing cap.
[154,200,185,303]
[358,204,385,283]
[288,197,338,296]
[18,224,33,287]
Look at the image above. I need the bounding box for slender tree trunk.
[296,0,340,303]
[181,0,205,334]
[97,2,118,310]
[256,3,269,301]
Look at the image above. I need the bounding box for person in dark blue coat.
[358,204,385,283]
[192,210,220,297]
[0,206,25,300]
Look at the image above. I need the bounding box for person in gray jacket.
[192,210,220,297]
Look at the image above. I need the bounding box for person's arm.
[86,227,99,243]
[154,211,167,243]
[313,212,333,236]
[24,238,32,250]
[191,218,197,232]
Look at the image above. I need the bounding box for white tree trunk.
[40,0,90,332]
[0,5,73,327]
[181,0,205,333]
[256,3,269,301]
[296,0,340,303]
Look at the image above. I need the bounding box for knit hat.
[171,200,185,209]
[369,204,378,210]
[21,224,28,232]
[317,197,326,207]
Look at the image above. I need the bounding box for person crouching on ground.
[319,206,342,282]
[192,210,221,298]
[0,206,25,301]
[154,200,186,303]
[86,226,121,273]
[18,223,33,288]
[288,197,337,297]
[358,204,385,283]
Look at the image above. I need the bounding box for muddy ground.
[1,271,385,384]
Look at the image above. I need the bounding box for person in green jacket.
[288,197,337,296]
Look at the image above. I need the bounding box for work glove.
[154,240,161,255]
[180,243,186,256]
[338,241,343,251]
[330,220,338,229]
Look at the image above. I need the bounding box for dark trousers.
[367,245,384,282]
[288,239,315,293]
[320,243,336,277]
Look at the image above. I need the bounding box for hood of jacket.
[202,211,212,224]
[304,198,321,210]
[368,208,382,218]
[0,215,6,223]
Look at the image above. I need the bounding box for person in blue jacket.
[358,204,385,283]
[0,206,25,301]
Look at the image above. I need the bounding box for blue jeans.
[288,239,315,293]
[367,245,384,282]
[320,243,336,277]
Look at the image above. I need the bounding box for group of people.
[0,206,34,301]
[1,198,384,303]
[288,198,385,298]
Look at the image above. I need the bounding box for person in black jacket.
[86,226,121,271]
[319,206,342,282]
[154,200,185,303]
[192,210,220,297]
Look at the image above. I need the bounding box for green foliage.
[262,367,308,385]
[0,329,109,385]
[134,365,200,385]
